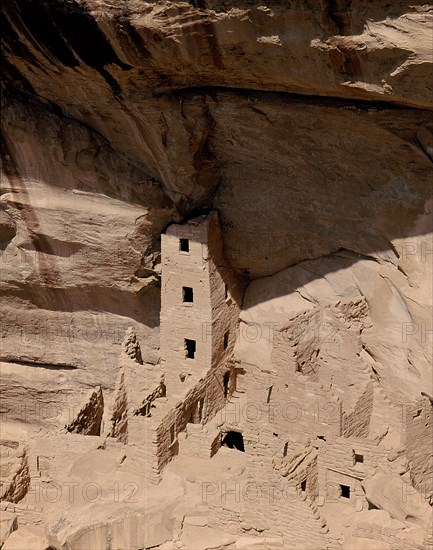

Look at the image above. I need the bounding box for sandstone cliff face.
[1,1,432,548]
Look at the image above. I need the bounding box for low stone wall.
[0,500,44,528]
[353,523,428,550]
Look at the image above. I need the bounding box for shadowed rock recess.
[1,1,432,549]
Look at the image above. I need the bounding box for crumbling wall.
[133,381,166,417]
[243,364,342,453]
[275,447,319,505]
[126,359,234,482]
[66,386,104,436]
[26,434,102,488]
[317,437,388,508]
[108,327,166,444]
[241,457,329,549]
[0,501,43,530]
[272,299,369,376]
[206,211,243,368]
[369,380,404,443]
[178,424,221,460]
[124,418,161,485]
[155,361,233,475]
[403,397,433,500]
[227,363,343,548]
[269,483,330,550]
[0,443,30,503]
[122,327,143,365]
[352,523,431,550]
[108,368,128,444]
[342,382,374,438]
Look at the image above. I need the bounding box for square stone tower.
[160,211,240,397]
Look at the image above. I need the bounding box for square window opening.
[180,238,189,252]
[185,338,196,359]
[340,484,350,499]
[354,453,364,464]
[183,286,194,303]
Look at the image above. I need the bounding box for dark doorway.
[221,430,244,452]
[185,339,196,359]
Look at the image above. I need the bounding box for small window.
[169,423,176,445]
[354,453,364,464]
[340,484,350,499]
[283,442,288,457]
[185,339,196,359]
[301,480,307,492]
[179,238,189,252]
[183,286,193,303]
[223,371,230,398]
[224,283,228,299]
[223,331,229,349]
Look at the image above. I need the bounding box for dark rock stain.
[118,20,152,61]
[3,0,132,94]
[329,43,364,82]
[323,0,353,36]
[202,20,225,70]
[4,0,79,67]
[1,134,62,288]
[1,59,36,95]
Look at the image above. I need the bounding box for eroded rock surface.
[1,1,432,549]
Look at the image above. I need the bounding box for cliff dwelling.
[1,1,432,549]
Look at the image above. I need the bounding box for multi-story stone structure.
[160,211,241,396]
[108,210,242,482]
[100,210,433,548]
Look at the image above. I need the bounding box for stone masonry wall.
[342,382,374,438]
[160,222,213,394]
[243,364,342,449]
[403,397,433,500]
[317,437,388,507]
[128,360,235,481]
[160,212,241,396]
